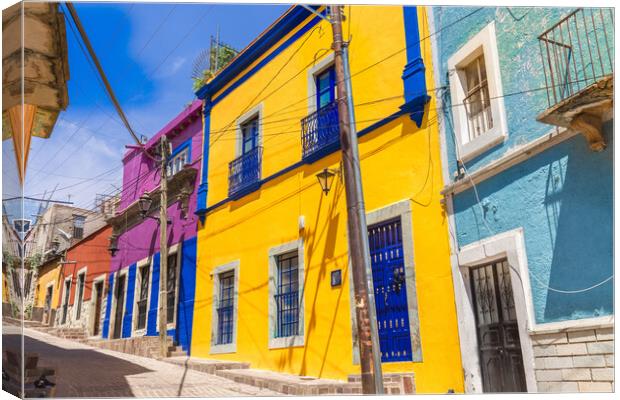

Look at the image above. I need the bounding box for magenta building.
[102,100,202,355]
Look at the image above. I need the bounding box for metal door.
[470,260,526,392]
[113,275,125,339]
[61,280,70,324]
[368,218,412,362]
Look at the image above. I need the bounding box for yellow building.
[192,5,463,393]
[33,256,63,325]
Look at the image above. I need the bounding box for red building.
[56,225,112,337]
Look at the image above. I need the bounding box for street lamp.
[315,168,339,196]
[108,236,118,257]
[138,194,154,218]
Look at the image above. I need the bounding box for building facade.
[192,5,464,392]
[102,100,202,354]
[55,225,112,337]
[33,255,62,326]
[429,6,613,393]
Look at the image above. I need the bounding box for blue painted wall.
[101,273,114,339]
[121,263,137,338]
[432,6,613,324]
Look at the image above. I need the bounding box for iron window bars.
[301,101,340,162]
[228,145,263,198]
[462,54,493,141]
[166,254,177,324]
[216,271,235,345]
[274,251,299,338]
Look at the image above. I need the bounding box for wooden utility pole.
[158,136,169,358]
[329,5,384,394]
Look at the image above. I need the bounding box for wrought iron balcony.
[301,101,340,162]
[228,146,263,198]
[537,8,614,151]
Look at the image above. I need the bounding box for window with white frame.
[136,263,150,330]
[166,146,190,177]
[268,240,304,349]
[448,21,507,162]
[73,215,86,239]
[210,260,239,354]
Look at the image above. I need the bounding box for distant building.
[429,6,613,393]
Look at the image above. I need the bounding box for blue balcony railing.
[228,146,262,198]
[301,101,340,162]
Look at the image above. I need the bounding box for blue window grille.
[301,101,340,162]
[274,251,299,338]
[228,146,263,198]
[217,271,235,345]
[368,218,413,362]
[301,66,339,162]
[241,117,259,155]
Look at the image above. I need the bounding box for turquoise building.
[429,6,613,393]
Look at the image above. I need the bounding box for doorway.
[470,260,526,392]
[43,285,53,325]
[92,280,104,336]
[61,279,71,324]
[112,275,126,339]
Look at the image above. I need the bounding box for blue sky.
[22,2,289,209]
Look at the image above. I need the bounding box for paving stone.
[535,369,562,382]
[591,367,614,382]
[573,355,606,368]
[561,368,591,381]
[537,381,578,393]
[567,330,596,343]
[533,345,556,357]
[586,341,614,355]
[578,381,613,392]
[595,328,614,341]
[555,343,588,356]
[604,354,614,367]
[543,356,574,369]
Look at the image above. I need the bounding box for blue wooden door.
[368,218,413,362]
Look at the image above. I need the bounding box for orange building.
[56,225,112,337]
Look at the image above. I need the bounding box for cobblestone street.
[3,326,279,397]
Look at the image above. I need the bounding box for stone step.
[214,369,415,395]
[163,356,250,375]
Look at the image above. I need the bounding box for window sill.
[457,130,506,163]
[210,342,237,354]
[269,335,304,350]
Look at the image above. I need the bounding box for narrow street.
[2,326,278,397]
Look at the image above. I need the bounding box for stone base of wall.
[88,336,173,359]
[532,325,614,392]
[31,307,44,322]
[348,373,415,394]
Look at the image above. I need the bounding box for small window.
[241,117,259,155]
[73,215,86,239]
[463,54,493,140]
[447,22,507,162]
[136,264,150,330]
[75,273,85,320]
[216,271,235,345]
[166,146,190,177]
[316,66,336,110]
[166,253,177,324]
[275,251,299,338]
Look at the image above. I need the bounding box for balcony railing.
[228,146,263,198]
[301,101,340,162]
[538,8,614,108]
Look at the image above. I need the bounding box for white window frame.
[455,228,537,392]
[132,257,153,336]
[268,239,305,349]
[307,52,335,115]
[110,269,129,339]
[348,199,423,364]
[235,104,263,158]
[210,260,240,354]
[167,147,190,177]
[155,243,182,331]
[448,21,508,162]
[73,266,88,321]
[90,273,107,337]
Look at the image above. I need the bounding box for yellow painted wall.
[193,6,464,393]
[2,269,10,303]
[34,261,61,310]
